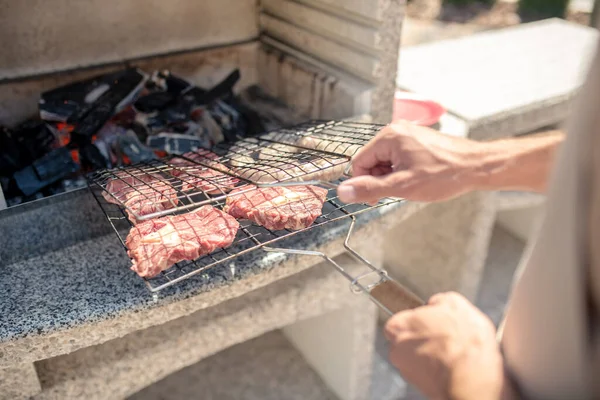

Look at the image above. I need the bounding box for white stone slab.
[398,19,598,130]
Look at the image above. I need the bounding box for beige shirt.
[498,38,600,399]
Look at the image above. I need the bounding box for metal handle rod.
[262,215,424,317]
[262,245,398,316]
[256,180,342,190]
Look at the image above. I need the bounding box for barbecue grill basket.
[88,120,423,314]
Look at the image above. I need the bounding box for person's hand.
[385,292,515,400]
[337,121,484,204]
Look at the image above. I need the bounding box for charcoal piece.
[155,101,192,125]
[116,132,156,164]
[163,71,194,94]
[15,121,56,160]
[147,133,209,155]
[0,128,23,175]
[134,92,177,113]
[227,95,265,137]
[208,100,243,142]
[200,111,225,144]
[202,69,240,103]
[129,122,149,143]
[0,122,56,176]
[94,123,129,167]
[144,69,242,134]
[78,143,108,170]
[40,69,145,123]
[69,68,146,141]
[40,74,109,122]
[13,148,79,196]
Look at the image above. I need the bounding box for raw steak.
[231,158,347,183]
[224,185,328,230]
[102,171,178,224]
[125,205,239,278]
[169,151,239,195]
[226,141,347,183]
[262,130,363,156]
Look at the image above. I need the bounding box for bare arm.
[337,122,565,204]
[470,131,565,193]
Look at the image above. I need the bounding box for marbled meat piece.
[169,150,239,195]
[297,136,362,156]
[230,157,347,183]
[261,131,363,156]
[224,185,328,230]
[125,205,239,278]
[102,171,178,224]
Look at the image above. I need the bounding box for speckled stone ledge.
[0,189,111,267]
[32,254,377,400]
[0,192,423,366]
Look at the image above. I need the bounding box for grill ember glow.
[88,120,401,291]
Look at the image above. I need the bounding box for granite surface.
[0,190,413,363]
[0,189,112,267]
[31,255,377,400]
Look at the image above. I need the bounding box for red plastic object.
[392,91,445,126]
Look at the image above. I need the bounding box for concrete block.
[31,254,380,400]
[382,192,497,301]
[259,0,404,123]
[258,40,373,120]
[262,0,380,50]
[0,0,258,80]
[0,363,42,400]
[398,19,599,139]
[497,205,544,243]
[260,14,380,82]
[128,331,339,400]
[283,301,377,400]
[306,0,387,21]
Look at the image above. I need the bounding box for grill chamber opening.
[0,0,403,207]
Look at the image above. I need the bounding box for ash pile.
[0,68,292,207]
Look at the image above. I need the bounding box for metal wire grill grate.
[178,136,351,184]
[261,120,385,156]
[87,120,395,291]
[90,184,400,291]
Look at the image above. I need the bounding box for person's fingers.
[337,175,392,203]
[350,126,401,176]
[428,291,467,306]
[337,170,414,203]
[371,164,394,177]
[384,310,414,341]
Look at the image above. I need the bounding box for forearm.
[468,131,565,193]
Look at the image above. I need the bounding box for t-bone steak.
[102,171,178,224]
[224,185,328,230]
[169,150,239,195]
[125,205,239,278]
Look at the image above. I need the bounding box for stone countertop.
[0,194,422,365]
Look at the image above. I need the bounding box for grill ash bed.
[88,120,423,314]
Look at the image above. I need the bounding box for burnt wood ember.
[0,122,56,176]
[40,68,146,127]
[224,185,328,231]
[125,205,239,278]
[12,147,79,196]
[1,67,288,208]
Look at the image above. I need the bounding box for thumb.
[337,175,395,203]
